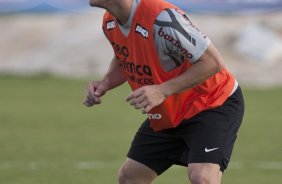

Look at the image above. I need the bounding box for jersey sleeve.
[153,8,211,71]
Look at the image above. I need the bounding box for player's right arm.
[83,57,126,107]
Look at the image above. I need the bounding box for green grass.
[0,75,281,184]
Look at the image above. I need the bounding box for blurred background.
[0,0,282,184]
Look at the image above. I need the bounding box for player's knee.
[118,158,157,184]
[117,165,131,184]
[188,163,221,184]
[189,171,210,184]
[118,164,139,184]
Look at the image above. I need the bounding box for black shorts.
[127,86,244,175]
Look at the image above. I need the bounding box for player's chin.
[89,0,96,7]
[89,0,101,7]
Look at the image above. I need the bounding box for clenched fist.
[83,81,107,107]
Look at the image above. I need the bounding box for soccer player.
[84,0,245,183]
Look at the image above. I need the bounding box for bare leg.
[188,163,222,184]
[118,158,158,184]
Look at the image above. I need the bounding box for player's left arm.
[160,43,224,96]
[126,43,223,113]
[126,9,224,113]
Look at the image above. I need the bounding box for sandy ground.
[0,10,282,87]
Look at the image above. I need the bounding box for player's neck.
[106,0,133,26]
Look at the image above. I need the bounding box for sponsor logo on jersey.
[148,113,162,120]
[175,9,207,39]
[135,24,149,38]
[118,58,152,77]
[106,20,115,30]
[158,27,194,59]
[111,42,154,85]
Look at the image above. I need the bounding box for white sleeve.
[153,8,211,71]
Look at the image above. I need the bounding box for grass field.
[0,75,282,184]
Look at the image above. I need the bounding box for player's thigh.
[188,163,222,184]
[118,158,157,181]
[127,119,186,175]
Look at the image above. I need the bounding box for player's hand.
[83,81,107,107]
[126,85,166,113]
